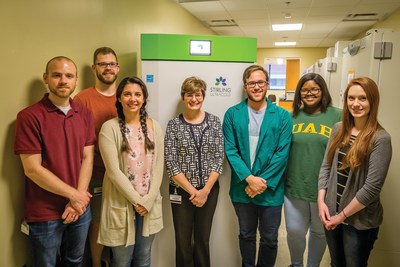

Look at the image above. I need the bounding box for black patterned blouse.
[164,112,224,188]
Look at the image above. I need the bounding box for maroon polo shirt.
[14,93,96,222]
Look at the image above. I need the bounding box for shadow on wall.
[175,97,185,117]
[80,64,96,90]
[5,78,47,265]
[2,120,31,266]
[26,79,47,106]
[117,52,137,80]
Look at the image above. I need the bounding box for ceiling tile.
[176,0,400,48]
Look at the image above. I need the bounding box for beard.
[96,70,117,85]
[49,86,75,99]
[247,90,267,102]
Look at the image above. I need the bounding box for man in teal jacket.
[223,65,292,267]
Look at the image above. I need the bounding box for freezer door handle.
[374,42,393,59]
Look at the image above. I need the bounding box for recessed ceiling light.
[274,41,297,46]
[272,23,302,31]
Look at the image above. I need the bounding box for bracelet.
[342,210,348,219]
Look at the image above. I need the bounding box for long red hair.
[326,77,382,170]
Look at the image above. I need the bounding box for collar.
[40,93,80,114]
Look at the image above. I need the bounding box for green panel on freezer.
[141,34,256,62]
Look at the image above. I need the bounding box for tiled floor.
[276,213,331,267]
[82,211,332,267]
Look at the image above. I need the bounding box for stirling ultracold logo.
[210,76,231,97]
[215,76,227,86]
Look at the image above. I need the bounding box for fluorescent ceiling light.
[272,23,303,31]
[274,42,297,46]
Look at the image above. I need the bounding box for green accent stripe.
[141,34,256,62]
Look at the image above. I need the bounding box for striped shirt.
[336,135,356,212]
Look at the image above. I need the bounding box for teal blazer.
[223,98,292,206]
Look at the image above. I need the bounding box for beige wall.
[0,1,214,266]
[372,8,400,31]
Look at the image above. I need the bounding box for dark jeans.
[170,182,219,267]
[233,202,282,267]
[325,223,379,267]
[28,206,92,267]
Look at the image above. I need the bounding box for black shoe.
[101,259,109,267]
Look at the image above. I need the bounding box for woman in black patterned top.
[164,76,224,267]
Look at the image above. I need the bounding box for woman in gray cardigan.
[98,77,164,267]
[318,77,392,267]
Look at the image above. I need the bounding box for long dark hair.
[116,76,154,153]
[292,73,332,117]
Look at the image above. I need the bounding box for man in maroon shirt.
[15,56,96,267]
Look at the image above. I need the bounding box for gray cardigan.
[318,122,392,230]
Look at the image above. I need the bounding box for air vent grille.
[178,0,217,3]
[343,13,380,22]
[204,19,238,27]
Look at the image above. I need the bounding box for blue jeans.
[28,206,92,267]
[324,224,379,267]
[233,202,282,267]
[111,212,155,267]
[284,196,326,267]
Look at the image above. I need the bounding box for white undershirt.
[57,105,71,115]
[248,106,266,167]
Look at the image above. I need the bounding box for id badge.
[170,187,182,204]
[170,194,182,204]
[21,220,29,236]
[93,186,102,196]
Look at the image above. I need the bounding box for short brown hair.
[242,65,269,85]
[180,76,207,100]
[93,47,118,64]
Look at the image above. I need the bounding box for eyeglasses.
[300,88,321,95]
[95,62,118,68]
[246,80,268,88]
[184,93,203,99]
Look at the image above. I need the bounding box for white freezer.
[313,56,344,108]
[341,28,400,266]
[142,60,253,267]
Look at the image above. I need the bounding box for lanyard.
[188,120,210,188]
